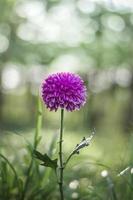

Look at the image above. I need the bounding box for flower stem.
[59,109,64,200]
[64,154,74,169]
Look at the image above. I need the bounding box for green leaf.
[34,150,58,170]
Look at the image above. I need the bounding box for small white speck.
[101,170,108,177]
[69,180,79,190]
[131,168,133,174]
[72,192,79,199]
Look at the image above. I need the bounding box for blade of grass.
[21,95,42,200]
[0,154,21,199]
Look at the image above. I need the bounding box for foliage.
[0,96,133,199]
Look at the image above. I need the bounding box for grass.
[0,126,132,199]
[0,93,133,199]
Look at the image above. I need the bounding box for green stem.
[20,160,33,200]
[21,95,42,200]
[106,176,118,200]
[64,152,74,169]
[59,109,64,200]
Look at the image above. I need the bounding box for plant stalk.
[21,96,42,200]
[64,152,74,169]
[59,109,64,200]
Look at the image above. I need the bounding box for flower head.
[41,72,87,111]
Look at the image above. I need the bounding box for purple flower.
[41,72,87,111]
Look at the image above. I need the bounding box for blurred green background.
[0,0,133,199]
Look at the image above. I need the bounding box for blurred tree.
[0,0,133,130]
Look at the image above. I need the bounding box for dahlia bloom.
[41,72,87,111]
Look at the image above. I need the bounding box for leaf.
[34,150,58,170]
[73,131,95,154]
